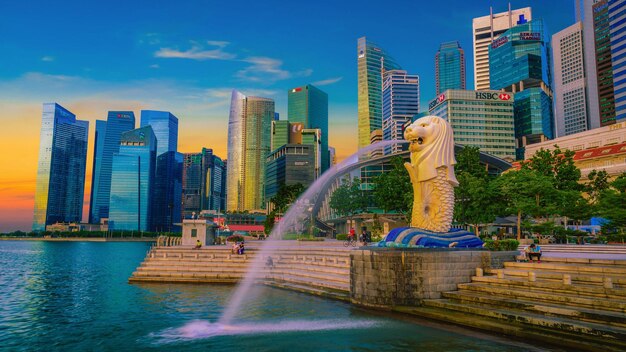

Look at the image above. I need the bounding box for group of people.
[231,241,245,255]
[348,227,370,246]
[523,243,542,262]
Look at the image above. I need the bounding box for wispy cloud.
[155,40,311,83]
[313,76,343,86]
[41,56,54,62]
[236,57,312,83]
[154,41,236,60]
[150,64,159,69]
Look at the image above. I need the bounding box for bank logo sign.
[475,92,511,101]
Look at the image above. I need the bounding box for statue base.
[378,227,484,248]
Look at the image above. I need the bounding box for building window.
[191,229,197,237]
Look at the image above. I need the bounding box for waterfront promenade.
[131,241,626,351]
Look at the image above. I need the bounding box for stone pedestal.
[350,248,516,308]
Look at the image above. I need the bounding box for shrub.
[336,234,348,241]
[483,239,519,251]
[298,237,325,241]
[226,234,244,243]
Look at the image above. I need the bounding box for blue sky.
[0,0,575,231]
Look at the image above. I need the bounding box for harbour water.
[0,241,549,351]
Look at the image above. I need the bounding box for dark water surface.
[0,241,549,351]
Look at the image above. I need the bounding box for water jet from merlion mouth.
[217,139,406,326]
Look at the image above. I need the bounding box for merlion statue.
[403,115,458,232]
[378,115,484,249]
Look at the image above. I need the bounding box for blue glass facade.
[435,41,465,94]
[382,70,419,154]
[109,126,156,231]
[33,103,89,231]
[182,148,227,219]
[489,20,553,158]
[88,111,135,224]
[140,110,182,232]
[288,85,330,173]
[609,0,626,120]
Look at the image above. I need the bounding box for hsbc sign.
[475,92,511,101]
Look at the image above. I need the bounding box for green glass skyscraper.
[357,37,402,149]
[435,41,466,94]
[288,84,329,172]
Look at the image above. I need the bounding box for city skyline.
[0,0,575,231]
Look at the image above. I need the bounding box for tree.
[271,183,305,214]
[493,168,557,239]
[329,177,368,221]
[372,156,412,221]
[453,146,497,235]
[587,169,610,204]
[597,173,626,234]
[523,146,582,191]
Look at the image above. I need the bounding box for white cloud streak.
[312,77,342,86]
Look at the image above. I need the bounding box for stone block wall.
[350,248,516,308]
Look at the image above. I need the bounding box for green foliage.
[226,234,245,242]
[297,237,325,241]
[587,169,610,204]
[482,239,519,251]
[335,234,348,241]
[453,147,499,232]
[329,177,368,218]
[494,168,557,218]
[372,156,412,220]
[271,183,305,214]
[597,173,626,233]
[263,212,275,235]
[522,146,582,191]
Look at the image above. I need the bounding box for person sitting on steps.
[527,243,542,263]
[193,240,202,249]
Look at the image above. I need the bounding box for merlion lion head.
[404,115,458,186]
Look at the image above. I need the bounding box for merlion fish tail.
[408,167,454,233]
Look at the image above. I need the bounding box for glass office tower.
[435,41,466,94]
[226,90,274,212]
[357,37,402,149]
[288,84,330,172]
[609,0,626,120]
[182,148,226,219]
[140,110,182,232]
[88,111,135,224]
[33,103,89,231]
[489,20,553,159]
[381,69,420,154]
[108,126,156,231]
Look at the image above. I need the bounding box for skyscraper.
[592,0,616,126]
[140,110,182,232]
[381,69,420,154]
[109,126,156,231]
[271,119,289,151]
[608,0,626,121]
[265,144,315,208]
[357,37,402,149]
[182,148,226,218]
[33,103,89,231]
[472,6,532,90]
[553,22,590,137]
[429,90,516,160]
[288,84,330,172]
[489,20,553,159]
[226,90,274,212]
[435,41,465,94]
[89,111,135,224]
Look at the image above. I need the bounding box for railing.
[156,236,182,247]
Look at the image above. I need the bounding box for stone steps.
[441,290,626,328]
[457,282,626,313]
[485,268,626,287]
[470,275,626,299]
[271,274,349,292]
[504,261,626,275]
[416,300,626,352]
[262,280,350,301]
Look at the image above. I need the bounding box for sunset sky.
[0,0,572,232]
